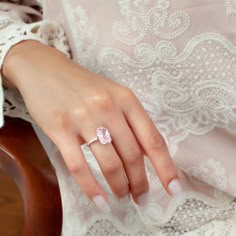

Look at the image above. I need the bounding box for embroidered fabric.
[2,0,236,235]
[225,0,236,15]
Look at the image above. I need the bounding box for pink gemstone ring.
[86,127,112,146]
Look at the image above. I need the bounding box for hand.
[3,40,182,211]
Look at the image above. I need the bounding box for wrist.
[2,40,40,88]
[2,40,70,89]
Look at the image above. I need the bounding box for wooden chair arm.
[0,117,62,236]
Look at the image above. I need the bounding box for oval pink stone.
[96,127,112,144]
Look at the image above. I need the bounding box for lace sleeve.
[0,0,70,126]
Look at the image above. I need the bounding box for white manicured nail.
[120,194,130,204]
[138,192,149,207]
[93,195,111,213]
[168,179,185,205]
[168,179,183,196]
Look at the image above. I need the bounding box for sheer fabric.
[1,0,236,235]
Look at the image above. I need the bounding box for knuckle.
[53,112,68,130]
[53,106,91,127]
[118,188,129,197]
[160,162,177,180]
[131,178,148,194]
[68,162,85,175]
[120,87,136,101]
[102,160,122,175]
[148,131,166,151]
[72,106,90,122]
[92,93,113,111]
[126,151,142,166]
[84,181,98,196]
[125,146,142,158]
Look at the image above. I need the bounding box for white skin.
[2,40,180,207]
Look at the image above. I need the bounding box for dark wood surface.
[0,170,24,236]
[0,117,62,236]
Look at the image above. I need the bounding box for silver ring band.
[86,137,99,146]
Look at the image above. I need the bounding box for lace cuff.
[0,19,70,126]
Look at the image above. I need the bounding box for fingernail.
[168,178,185,205]
[168,178,183,196]
[93,195,111,213]
[120,194,131,204]
[138,192,149,207]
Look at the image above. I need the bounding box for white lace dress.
[1,0,236,235]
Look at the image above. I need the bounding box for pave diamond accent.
[96,127,112,144]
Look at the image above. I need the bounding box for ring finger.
[82,124,130,200]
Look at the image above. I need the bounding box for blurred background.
[0,170,24,236]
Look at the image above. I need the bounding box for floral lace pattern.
[186,158,236,198]
[1,0,236,235]
[113,0,190,45]
[225,0,236,15]
[83,200,236,236]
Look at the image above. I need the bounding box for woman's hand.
[3,40,182,211]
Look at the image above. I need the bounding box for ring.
[86,127,112,146]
